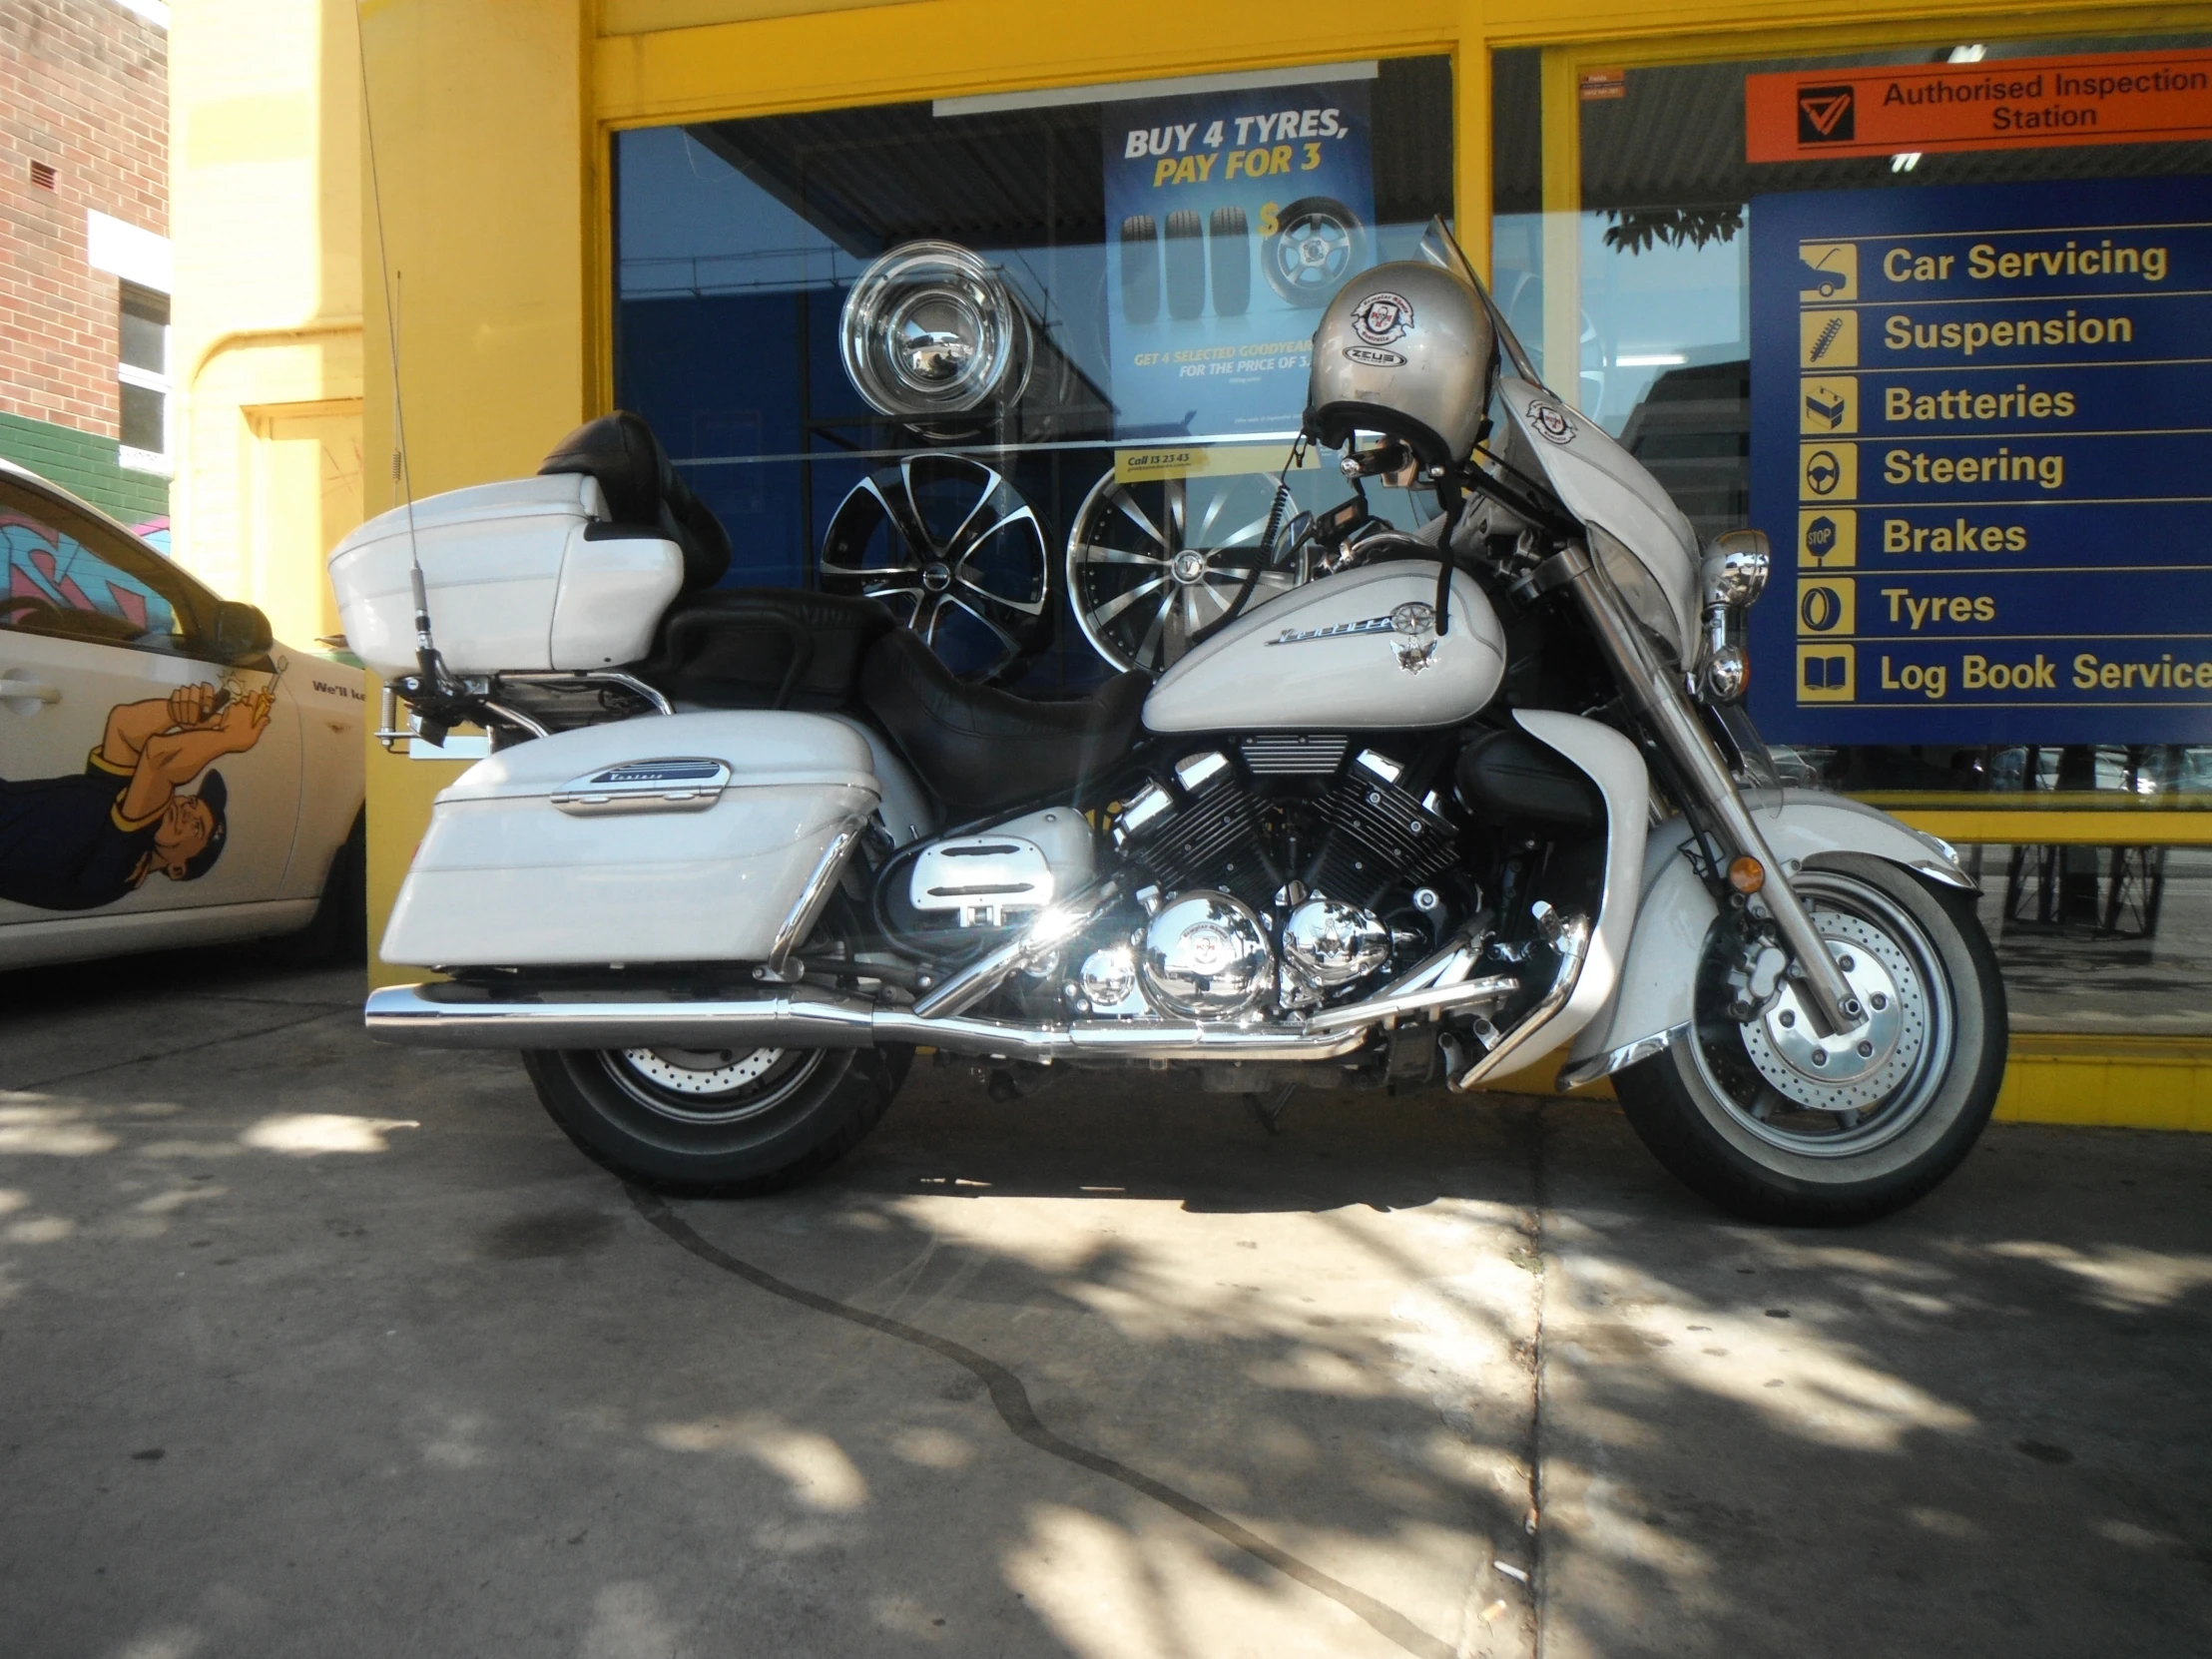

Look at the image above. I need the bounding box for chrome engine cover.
[1139,890,1275,1019]
[1282,895,1391,989]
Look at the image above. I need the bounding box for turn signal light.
[1727,856,1766,894]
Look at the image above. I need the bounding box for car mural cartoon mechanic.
[0,682,272,910]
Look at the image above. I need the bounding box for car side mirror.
[210,600,274,663]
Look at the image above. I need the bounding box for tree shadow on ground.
[2,978,2210,1658]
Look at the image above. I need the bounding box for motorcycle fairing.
[1564,793,1978,1080]
[1507,711,1648,1067]
[1493,374,1701,654]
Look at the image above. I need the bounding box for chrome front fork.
[1556,546,1862,1035]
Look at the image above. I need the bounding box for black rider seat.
[860,629,1151,819]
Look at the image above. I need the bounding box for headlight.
[1691,529,1771,704]
[1702,529,1771,608]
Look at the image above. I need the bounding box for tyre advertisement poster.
[1102,78,1375,440]
[1747,174,2212,745]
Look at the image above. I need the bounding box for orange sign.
[1747,49,2212,163]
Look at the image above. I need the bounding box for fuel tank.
[1143,561,1505,733]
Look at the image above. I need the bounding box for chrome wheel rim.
[1064,467,1306,675]
[598,1046,825,1126]
[1689,871,1953,1159]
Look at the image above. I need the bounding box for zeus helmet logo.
[1350,291,1414,347]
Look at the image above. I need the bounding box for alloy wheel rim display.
[820,454,1051,682]
[1064,468,1308,676]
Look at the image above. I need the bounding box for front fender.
[1560,790,1974,1086]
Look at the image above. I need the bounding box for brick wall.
[0,0,168,442]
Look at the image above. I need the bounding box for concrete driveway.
[2,950,2209,1658]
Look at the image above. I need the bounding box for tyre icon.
[1164,209,1206,320]
[1208,206,1250,316]
[1264,196,1367,307]
[1119,216,1159,325]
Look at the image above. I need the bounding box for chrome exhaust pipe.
[363,956,1525,1065]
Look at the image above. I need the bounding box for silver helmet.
[1303,260,1495,470]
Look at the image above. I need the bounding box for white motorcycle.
[336,223,2003,1224]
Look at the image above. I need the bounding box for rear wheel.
[1615,855,2005,1225]
[523,1042,908,1196]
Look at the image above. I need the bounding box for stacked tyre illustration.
[1208,207,1250,316]
[1118,216,1159,324]
[1117,210,1257,321]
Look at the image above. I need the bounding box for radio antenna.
[354,4,442,696]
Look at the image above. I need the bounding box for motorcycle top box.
[379,713,879,969]
[327,472,685,677]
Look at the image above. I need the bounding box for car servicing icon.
[1350,291,1413,347]
[1804,449,1843,495]
[1798,242,1856,301]
[1797,85,1856,145]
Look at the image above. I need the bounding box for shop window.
[117,281,171,474]
[613,57,1454,691]
[1495,33,2212,1034]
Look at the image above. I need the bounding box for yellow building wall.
[171,0,364,652]
[160,0,2199,1128]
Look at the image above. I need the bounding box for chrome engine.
[886,738,1486,1036]
[1071,739,1468,1022]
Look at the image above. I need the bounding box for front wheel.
[523,1043,908,1197]
[1615,855,2006,1225]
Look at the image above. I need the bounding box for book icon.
[1798,645,1855,701]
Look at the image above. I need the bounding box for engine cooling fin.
[1306,772,1458,906]
[1239,734,1350,777]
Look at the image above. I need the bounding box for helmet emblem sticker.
[1343,345,1406,367]
[1527,400,1575,444]
[1350,291,1414,346]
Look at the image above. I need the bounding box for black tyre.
[1262,196,1367,307]
[1118,216,1159,324]
[1163,209,1206,320]
[272,810,366,964]
[1208,206,1251,316]
[523,1043,909,1197]
[1614,855,2006,1226]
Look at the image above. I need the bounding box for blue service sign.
[1748,176,2212,745]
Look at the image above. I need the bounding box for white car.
[0,458,365,967]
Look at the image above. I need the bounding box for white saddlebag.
[381,713,880,968]
[327,473,684,677]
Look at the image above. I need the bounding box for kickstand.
[1247,1085,1296,1136]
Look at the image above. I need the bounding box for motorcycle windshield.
[1419,219,1701,657]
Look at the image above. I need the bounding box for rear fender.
[1561,790,1974,1086]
